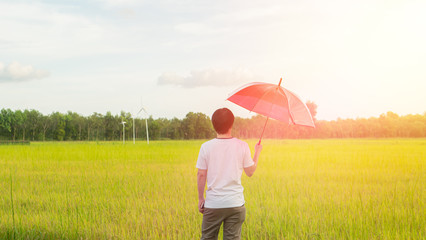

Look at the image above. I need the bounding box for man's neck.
[216,132,232,139]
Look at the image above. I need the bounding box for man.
[196,108,262,240]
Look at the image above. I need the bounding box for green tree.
[182,112,214,139]
[89,113,103,141]
[11,110,24,141]
[40,115,51,141]
[147,116,160,140]
[50,112,66,141]
[104,111,116,140]
[169,117,183,139]
[21,110,29,141]
[26,109,42,141]
[0,109,13,139]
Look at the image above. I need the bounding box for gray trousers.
[201,205,246,240]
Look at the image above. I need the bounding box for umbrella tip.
[278,78,282,87]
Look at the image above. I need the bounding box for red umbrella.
[227,78,315,143]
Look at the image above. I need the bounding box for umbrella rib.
[282,89,296,125]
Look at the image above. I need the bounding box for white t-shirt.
[196,138,254,208]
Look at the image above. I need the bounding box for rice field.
[0,139,424,239]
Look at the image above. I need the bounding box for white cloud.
[0,2,152,59]
[0,61,49,82]
[158,68,260,88]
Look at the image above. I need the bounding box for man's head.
[212,108,234,134]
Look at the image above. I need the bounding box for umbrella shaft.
[259,117,269,144]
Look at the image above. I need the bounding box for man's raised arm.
[244,143,262,177]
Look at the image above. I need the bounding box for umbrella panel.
[231,84,288,106]
[228,85,293,123]
[282,88,315,127]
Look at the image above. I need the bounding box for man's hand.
[255,142,263,154]
[253,142,262,166]
[197,169,207,214]
[198,198,205,214]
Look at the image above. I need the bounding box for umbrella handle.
[258,117,269,144]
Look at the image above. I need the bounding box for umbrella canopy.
[227,78,315,142]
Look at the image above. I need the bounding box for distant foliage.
[0,106,425,141]
[233,111,426,139]
[0,109,215,141]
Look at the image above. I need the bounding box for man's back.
[196,138,254,208]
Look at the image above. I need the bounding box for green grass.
[0,139,424,239]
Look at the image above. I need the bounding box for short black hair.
[212,108,234,134]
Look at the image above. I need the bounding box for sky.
[1,0,425,121]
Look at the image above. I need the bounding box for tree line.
[0,103,425,141]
